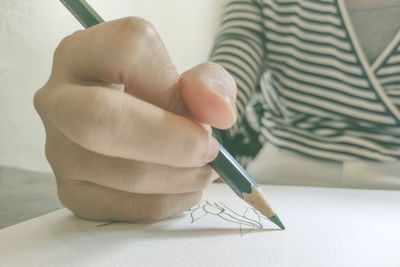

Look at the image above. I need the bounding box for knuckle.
[56,181,76,212]
[118,16,156,39]
[44,140,56,168]
[52,30,85,79]
[44,137,79,178]
[112,17,158,54]
[57,185,70,209]
[54,30,83,57]
[33,88,46,115]
[112,17,158,60]
[56,180,101,221]
[109,17,161,80]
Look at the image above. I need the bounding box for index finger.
[42,83,218,167]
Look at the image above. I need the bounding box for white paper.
[1,184,400,267]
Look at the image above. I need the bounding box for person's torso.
[254,0,400,162]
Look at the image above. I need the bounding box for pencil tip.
[269,214,285,230]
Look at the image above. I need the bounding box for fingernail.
[209,79,236,112]
[206,137,219,162]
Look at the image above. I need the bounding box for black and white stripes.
[210,0,400,162]
[211,0,265,122]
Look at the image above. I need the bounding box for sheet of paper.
[1,184,399,267]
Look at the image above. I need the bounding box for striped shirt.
[210,0,400,164]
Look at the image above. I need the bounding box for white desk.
[0,184,399,267]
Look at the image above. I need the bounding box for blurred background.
[0,0,225,172]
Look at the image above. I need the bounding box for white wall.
[0,0,225,172]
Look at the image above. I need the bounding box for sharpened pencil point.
[269,214,285,230]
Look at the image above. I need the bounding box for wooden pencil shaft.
[210,144,258,197]
[243,185,275,218]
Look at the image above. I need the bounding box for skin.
[34,17,237,222]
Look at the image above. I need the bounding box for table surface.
[1,183,399,267]
[0,166,61,229]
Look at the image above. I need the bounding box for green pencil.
[59,0,285,230]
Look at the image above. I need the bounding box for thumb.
[178,62,237,129]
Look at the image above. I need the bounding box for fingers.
[180,62,238,129]
[57,179,203,222]
[79,161,215,194]
[53,17,238,122]
[46,134,216,194]
[36,17,238,223]
[53,17,184,113]
[46,83,218,167]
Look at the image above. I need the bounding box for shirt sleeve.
[210,0,266,164]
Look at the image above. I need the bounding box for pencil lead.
[269,214,285,230]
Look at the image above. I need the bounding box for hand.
[34,17,237,222]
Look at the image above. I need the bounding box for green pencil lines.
[187,201,268,236]
[96,201,268,236]
[239,207,267,236]
[96,221,119,227]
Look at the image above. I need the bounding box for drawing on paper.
[96,200,269,236]
[186,200,268,236]
[96,222,118,227]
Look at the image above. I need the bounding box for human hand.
[34,17,237,222]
